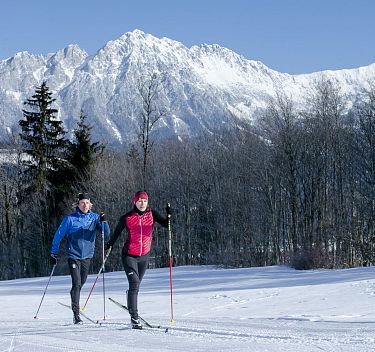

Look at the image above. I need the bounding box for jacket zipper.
[139,216,143,256]
[81,214,85,259]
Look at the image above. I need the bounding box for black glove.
[50,254,58,266]
[166,203,172,216]
[100,211,106,222]
[105,242,112,251]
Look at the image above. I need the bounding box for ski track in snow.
[1,265,375,351]
[1,319,374,352]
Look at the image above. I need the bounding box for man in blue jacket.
[50,192,110,324]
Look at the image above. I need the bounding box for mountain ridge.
[0,29,374,145]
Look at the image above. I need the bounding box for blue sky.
[0,0,374,74]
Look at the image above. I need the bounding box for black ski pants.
[68,258,91,314]
[122,252,150,320]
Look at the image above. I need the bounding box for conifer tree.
[19,81,69,194]
[18,81,69,275]
[68,109,104,183]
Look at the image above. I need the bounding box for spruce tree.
[19,81,69,194]
[68,109,104,183]
[18,81,69,275]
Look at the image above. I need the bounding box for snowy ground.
[1,265,375,351]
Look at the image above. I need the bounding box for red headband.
[134,191,149,203]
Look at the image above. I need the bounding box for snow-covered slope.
[1,29,374,145]
[1,265,375,351]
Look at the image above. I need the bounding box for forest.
[1,76,375,280]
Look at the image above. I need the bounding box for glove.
[50,254,58,266]
[105,242,112,251]
[166,203,172,216]
[100,212,106,222]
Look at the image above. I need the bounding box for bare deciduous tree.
[136,72,167,189]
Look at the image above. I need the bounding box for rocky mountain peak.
[0,30,374,146]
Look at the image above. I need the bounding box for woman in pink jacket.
[106,191,170,329]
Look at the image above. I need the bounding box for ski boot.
[73,312,83,325]
[131,317,142,330]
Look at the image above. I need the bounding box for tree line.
[1,77,375,280]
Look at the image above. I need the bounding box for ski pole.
[101,222,107,320]
[82,247,112,312]
[34,264,57,319]
[167,203,174,323]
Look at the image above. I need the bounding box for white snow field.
[1,265,375,351]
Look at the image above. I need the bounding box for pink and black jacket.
[108,206,168,256]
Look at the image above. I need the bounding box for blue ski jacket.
[51,209,110,260]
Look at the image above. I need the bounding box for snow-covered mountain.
[1,29,374,145]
